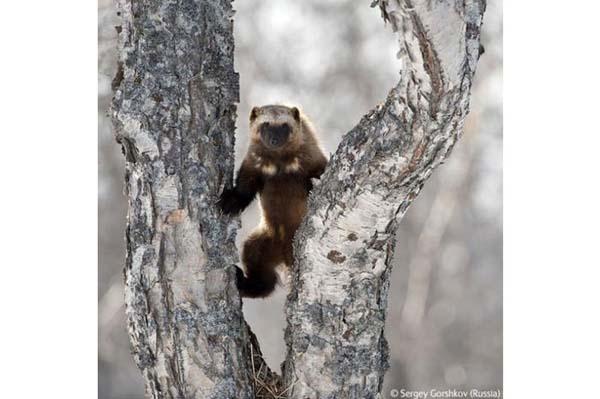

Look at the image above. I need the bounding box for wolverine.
[218,105,328,298]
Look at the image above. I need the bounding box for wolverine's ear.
[291,106,300,122]
[250,107,259,122]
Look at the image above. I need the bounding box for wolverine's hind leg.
[237,230,283,298]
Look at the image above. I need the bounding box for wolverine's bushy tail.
[235,266,278,298]
[237,232,282,298]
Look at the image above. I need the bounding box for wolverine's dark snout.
[260,123,291,148]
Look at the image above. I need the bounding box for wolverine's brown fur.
[218,105,328,298]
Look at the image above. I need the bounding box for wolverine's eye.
[281,123,290,134]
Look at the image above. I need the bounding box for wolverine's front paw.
[217,188,243,215]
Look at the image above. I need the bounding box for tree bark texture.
[111,0,255,398]
[112,0,485,398]
[282,1,485,398]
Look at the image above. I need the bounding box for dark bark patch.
[111,61,124,92]
[408,3,444,116]
[347,232,358,241]
[115,134,139,163]
[327,250,346,264]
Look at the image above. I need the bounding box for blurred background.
[99,1,502,398]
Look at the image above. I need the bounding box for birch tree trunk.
[282,1,486,397]
[111,0,485,398]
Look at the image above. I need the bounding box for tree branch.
[282,1,486,397]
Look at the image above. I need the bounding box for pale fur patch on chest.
[261,162,278,176]
[284,157,301,173]
[254,157,277,176]
[253,153,301,175]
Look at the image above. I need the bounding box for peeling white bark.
[282,1,486,398]
[112,0,485,398]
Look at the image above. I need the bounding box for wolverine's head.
[249,105,304,153]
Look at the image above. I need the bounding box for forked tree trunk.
[111,0,485,398]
